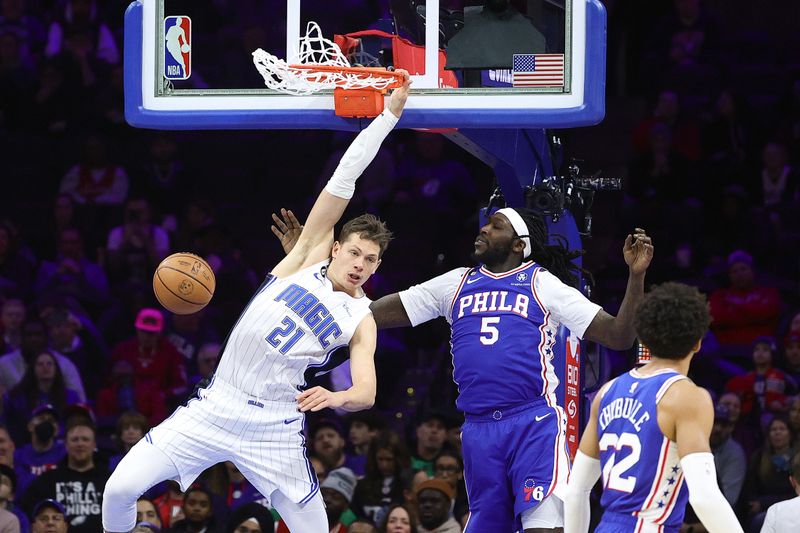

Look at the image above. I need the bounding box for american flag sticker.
[164,16,192,80]
[512,54,564,87]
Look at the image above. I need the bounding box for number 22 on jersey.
[599,432,641,492]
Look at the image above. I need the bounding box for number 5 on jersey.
[480,317,500,345]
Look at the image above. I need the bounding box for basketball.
[180,44,190,53]
[153,253,215,315]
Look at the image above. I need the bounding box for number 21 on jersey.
[266,317,305,354]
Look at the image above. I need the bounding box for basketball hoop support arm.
[443,127,585,282]
[444,128,552,207]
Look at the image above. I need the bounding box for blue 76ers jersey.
[450,263,554,413]
[398,261,601,415]
[598,368,689,531]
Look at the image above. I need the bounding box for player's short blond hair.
[339,214,393,257]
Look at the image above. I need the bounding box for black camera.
[525,177,564,216]
[524,162,622,235]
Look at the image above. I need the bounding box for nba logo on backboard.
[164,16,191,80]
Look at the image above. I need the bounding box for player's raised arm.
[583,228,653,349]
[271,208,303,255]
[272,71,411,278]
[296,314,377,412]
[564,387,605,533]
[661,381,744,533]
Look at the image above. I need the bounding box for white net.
[252,22,398,95]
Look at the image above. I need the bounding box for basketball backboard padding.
[124,0,606,131]
[445,6,547,69]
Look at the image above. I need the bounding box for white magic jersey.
[213,260,372,401]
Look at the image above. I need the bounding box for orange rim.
[288,64,404,88]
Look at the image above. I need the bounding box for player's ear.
[513,237,526,255]
[331,241,341,257]
[374,258,382,270]
[691,338,702,355]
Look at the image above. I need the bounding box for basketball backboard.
[125,0,606,131]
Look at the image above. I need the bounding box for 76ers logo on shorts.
[164,16,191,80]
[523,478,544,502]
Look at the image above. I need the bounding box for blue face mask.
[772,453,791,472]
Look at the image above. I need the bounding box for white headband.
[496,208,531,258]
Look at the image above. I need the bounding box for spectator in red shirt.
[111,308,187,407]
[154,480,184,528]
[726,337,797,426]
[632,89,701,162]
[95,359,166,427]
[710,250,782,347]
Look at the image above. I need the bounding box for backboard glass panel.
[125,0,606,131]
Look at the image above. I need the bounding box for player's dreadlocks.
[515,208,591,288]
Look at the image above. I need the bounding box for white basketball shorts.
[145,377,318,504]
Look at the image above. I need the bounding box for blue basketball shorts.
[461,400,569,532]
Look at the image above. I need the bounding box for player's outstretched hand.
[623,228,654,276]
[271,208,303,255]
[387,69,411,119]
[296,386,344,412]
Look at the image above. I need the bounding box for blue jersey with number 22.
[597,368,690,531]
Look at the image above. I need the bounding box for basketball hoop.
[253,22,404,118]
